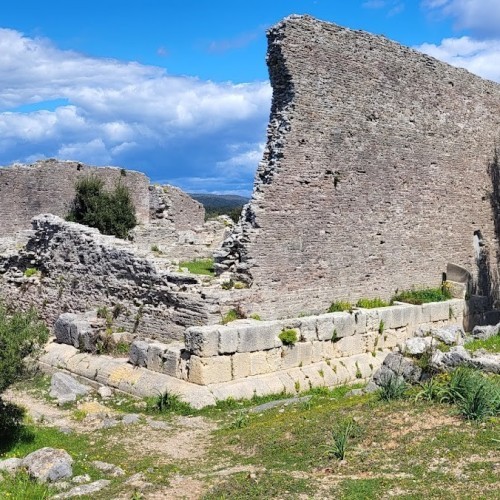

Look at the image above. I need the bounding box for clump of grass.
[378,373,407,401]
[221,307,245,324]
[464,335,500,353]
[391,285,452,305]
[147,391,193,415]
[229,410,249,429]
[179,258,215,276]
[328,301,352,313]
[250,313,262,321]
[355,297,389,309]
[279,329,298,346]
[23,268,39,278]
[325,418,360,461]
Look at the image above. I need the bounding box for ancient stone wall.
[0,215,223,340]
[0,159,150,235]
[216,15,500,319]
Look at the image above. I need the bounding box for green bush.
[391,286,452,305]
[328,301,352,313]
[279,329,298,346]
[355,297,389,309]
[67,174,137,239]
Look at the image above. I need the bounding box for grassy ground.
[464,334,500,353]
[1,376,499,499]
[178,258,215,276]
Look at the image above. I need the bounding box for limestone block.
[382,327,409,349]
[322,340,334,360]
[129,340,149,367]
[250,351,270,376]
[421,304,432,324]
[343,354,376,379]
[286,367,311,392]
[281,345,299,370]
[237,322,281,352]
[365,310,381,333]
[231,352,251,379]
[276,371,299,394]
[298,316,318,341]
[378,308,395,330]
[329,361,351,384]
[448,299,465,322]
[301,364,326,388]
[266,348,283,372]
[184,326,219,357]
[264,373,287,395]
[335,334,366,357]
[332,312,355,338]
[311,341,323,363]
[147,342,167,372]
[316,314,335,341]
[209,379,257,401]
[297,342,313,366]
[218,327,238,354]
[353,310,368,334]
[363,332,379,352]
[53,313,79,347]
[428,302,451,322]
[406,305,423,335]
[189,355,232,385]
[161,346,182,378]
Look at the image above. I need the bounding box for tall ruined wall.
[216,15,500,319]
[0,159,150,235]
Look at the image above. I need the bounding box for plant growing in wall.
[279,329,298,346]
[67,174,137,239]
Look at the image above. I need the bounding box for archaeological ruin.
[1,15,500,406]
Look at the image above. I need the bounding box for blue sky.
[1,0,500,195]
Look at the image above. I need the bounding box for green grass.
[278,329,298,346]
[328,301,352,313]
[391,286,452,305]
[355,297,389,309]
[464,334,500,353]
[179,258,215,276]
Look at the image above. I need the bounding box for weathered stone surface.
[91,461,125,477]
[129,340,149,367]
[49,372,90,404]
[403,337,434,355]
[0,458,22,474]
[189,355,232,385]
[22,448,73,482]
[184,326,219,357]
[471,323,500,340]
[54,479,111,498]
[215,14,500,319]
[373,353,422,385]
[122,414,141,425]
[431,325,465,345]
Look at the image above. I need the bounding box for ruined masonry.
[216,15,500,319]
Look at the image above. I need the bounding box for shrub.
[355,297,389,309]
[24,268,38,278]
[279,329,298,346]
[378,373,407,401]
[391,286,452,305]
[328,301,352,313]
[67,174,137,239]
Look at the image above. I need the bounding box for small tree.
[0,304,48,442]
[67,174,137,239]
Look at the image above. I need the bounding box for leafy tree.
[67,174,137,239]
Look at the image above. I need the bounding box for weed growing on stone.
[355,297,389,308]
[391,285,452,305]
[279,329,298,346]
[328,301,352,313]
[221,308,245,325]
[249,313,262,321]
[378,320,385,335]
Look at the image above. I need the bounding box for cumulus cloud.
[416,36,500,82]
[422,0,500,37]
[0,28,271,194]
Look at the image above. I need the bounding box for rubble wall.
[216,15,500,319]
[0,159,150,235]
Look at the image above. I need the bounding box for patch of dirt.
[144,475,207,500]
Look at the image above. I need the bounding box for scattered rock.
[22,447,73,483]
[345,388,364,397]
[99,418,119,429]
[431,325,465,346]
[97,386,113,399]
[403,337,434,355]
[471,353,500,374]
[470,323,500,340]
[431,346,471,371]
[147,419,171,430]
[58,427,73,435]
[49,372,90,405]
[248,395,312,413]
[122,413,141,425]
[374,352,422,385]
[54,479,111,498]
[0,458,22,474]
[91,460,125,477]
[72,474,91,484]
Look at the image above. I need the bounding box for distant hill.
[189,193,249,222]
[189,193,249,210]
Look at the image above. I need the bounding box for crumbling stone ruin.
[1,15,500,407]
[216,15,500,319]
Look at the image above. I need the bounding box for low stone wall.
[130,299,466,387]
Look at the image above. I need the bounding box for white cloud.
[422,0,500,37]
[416,36,500,82]
[0,28,272,194]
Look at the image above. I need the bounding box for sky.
[1,0,500,196]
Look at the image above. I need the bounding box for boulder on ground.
[22,447,73,482]
[431,325,465,346]
[0,458,22,474]
[49,372,91,404]
[470,323,500,341]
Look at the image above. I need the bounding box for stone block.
[365,310,381,332]
[429,301,451,322]
[188,355,232,385]
[129,340,149,367]
[297,342,313,366]
[316,314,335,341]
[266,348,282,372]
[335,334,365,357]
[298,316,318,341]
[448,299,465,322]
[311,341,323,363]
[332,312,355,338]
[146,342,167,372]
[53,313,79,347]
[184,326,219,357]
[322,340,334,360]
[161,346,182,378]
[363,332,378,352]
[231,352,251,379]
[286,367,311,393]
[250,351,270,376]
[237,322,281,352]
[301,364,326,388]
[218,327,238,354]
[276,371,298,394]
[281,345,299,370]
[353,310,368,334]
